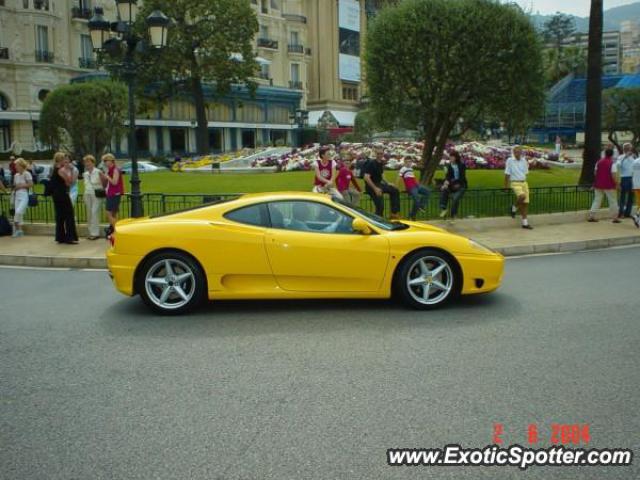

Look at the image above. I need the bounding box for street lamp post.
[289,108,309,148]
[88,2,170,218]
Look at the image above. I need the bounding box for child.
[336,154,361,206]
[397,155,430,221]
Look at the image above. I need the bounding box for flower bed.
[172,148,259,172]
[250,142,556,171]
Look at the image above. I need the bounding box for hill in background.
[531,2,640,32]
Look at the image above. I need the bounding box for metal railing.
[282,13,307,23]
[289,80,303,90]
[35,50,54,63]
[0,187,597,225]
[288,44,304,54]
[71,6,92,19]
[79,57,97,69]
[257,38,278,49]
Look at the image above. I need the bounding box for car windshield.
[333,199,409,231]
[150,197,236,218]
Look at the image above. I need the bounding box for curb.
[1,235,639,270]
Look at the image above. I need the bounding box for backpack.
[0,213,12,236]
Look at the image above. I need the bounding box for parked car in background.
[120,161,167,174]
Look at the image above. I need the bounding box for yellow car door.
[264,200,390,292]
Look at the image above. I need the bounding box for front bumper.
[457,253,505,295]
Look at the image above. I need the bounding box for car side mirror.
[352,217,372,235]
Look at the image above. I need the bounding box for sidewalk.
[0,211,638,269]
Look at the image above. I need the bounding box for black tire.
[395,248,461,310]
[136,251,206,315]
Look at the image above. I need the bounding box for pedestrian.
[336,152,361,205]
[439,151,468,219]
[99,153,124,236]
[632,155,640,228]
[26,160,38,184]
[588,148,621,223]
[555,135,561,155]
[615,143,635,219]
[312,145,343,200]
[363,145,400,219]
[50,152,79,244]
[10,158,33,237]
[82,155,104,240]
[66,154,79,205]
[505,146,533,229]
[397,155,430,221]
[8,155,16,176]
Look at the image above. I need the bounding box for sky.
[513,0,638,16]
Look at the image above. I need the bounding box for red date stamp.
[493,423,590,446]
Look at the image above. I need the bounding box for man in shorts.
[504,146,533,229]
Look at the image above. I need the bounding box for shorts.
[106,195,121,213]
[511,181,530,204]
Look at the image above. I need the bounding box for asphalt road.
[1,247,639,480]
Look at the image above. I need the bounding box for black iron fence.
[0,186,596,225]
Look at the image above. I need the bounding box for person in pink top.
[336,153,361,205]
[312,145,343,200]
[588,148,621,223]
[99,153,125,235]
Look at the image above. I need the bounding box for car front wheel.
[396,249,460,309]
[138,252,206,315]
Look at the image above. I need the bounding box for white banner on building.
[339,0,360,33]
[339,54,361,82]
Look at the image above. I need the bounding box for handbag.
[94,188,106,198]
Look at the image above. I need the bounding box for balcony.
[79,57,97,69]
[0,47,8,60]
[257,38,278,49]
[289,80,303,90]
[35,50,54,63]
[288,44,304,54]
[71,7,92,19]
[283,14,307,23]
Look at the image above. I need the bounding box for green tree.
[365,0,545,183]
[542,13,576,77]
[602,88,640,151]
[543,45,587,86]
[109,0,259,155]
[39,81,127,159]
[581,0,603,186]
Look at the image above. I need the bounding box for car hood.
[394,220,448,234]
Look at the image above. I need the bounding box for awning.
[308,110,357,127]
[229,53,271,65]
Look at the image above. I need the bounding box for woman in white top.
[11,158,33,237]
[82,155,104,240]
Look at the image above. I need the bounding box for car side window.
[224,204,269,227]
[267,201,355,234]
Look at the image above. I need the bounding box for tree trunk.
[580,0,603,186]
[191,75,209,155]
[608,131,621,153]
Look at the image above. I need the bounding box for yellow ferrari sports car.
[107,192,504,314]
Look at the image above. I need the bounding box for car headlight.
[469,239,494,254]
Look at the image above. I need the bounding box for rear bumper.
[106,250,139,296]
[458,253,504,295]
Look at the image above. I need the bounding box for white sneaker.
[633,214,640,229]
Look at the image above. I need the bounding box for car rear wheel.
[138,252,206,315]
[396,249,460,310]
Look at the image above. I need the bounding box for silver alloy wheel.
[144,258,196,310]
[406,255,454,305]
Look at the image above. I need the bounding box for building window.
[259,63,270,80]
[23,0,29,8]
[260,25,269,38]
[260,0,268,14]
[342,84,359,101]
[37,89,50,102]
[209,129,223,152]
[0,92,9,110]
[290,31,299,45]
[80,34,95,68]
[270,0,279,9]
[33,0,49,10]
[169,128,186,153]
[135,128,149,152]
[0,120,11,151]
[36,25,49,53]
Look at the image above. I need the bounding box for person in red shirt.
[336,153,361,205]
[588,148,621,223]
[396,155,430,221]
[312,145,343,200]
